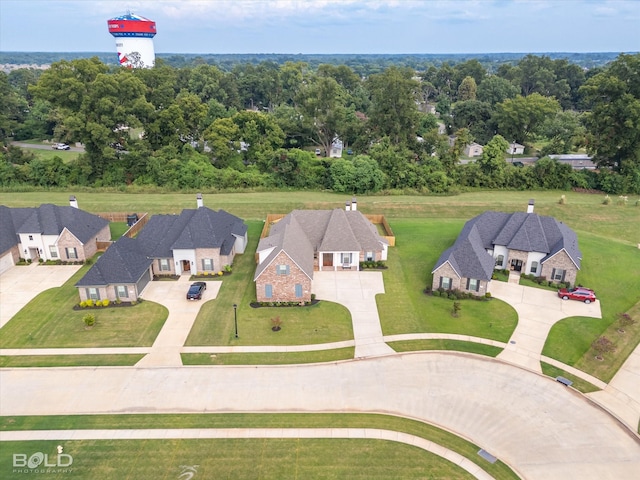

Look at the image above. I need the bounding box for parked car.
[186,281,207,300]
[314,148,321,155]
[52,143,70,150]
[558,287,596,303]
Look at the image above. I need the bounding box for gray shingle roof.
[255,208,387,280]
[4,204,108,245]
[75,237,152,286]
[136,207,247,258]
[433,209,582,280]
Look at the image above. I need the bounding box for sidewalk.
[0,427,493,480]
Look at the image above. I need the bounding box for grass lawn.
[542,232,640,381]
[185,221,353,346]
[377,219,518,343]
[540,362,601,394]
[388,340,503,357]
[182,347,354,365]
[0,266,168,348]
[0,354,144,367]
[0,413,518,480]
[518,276,557,291]
[108,222,128,239]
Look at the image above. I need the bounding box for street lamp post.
[233,303,238,338]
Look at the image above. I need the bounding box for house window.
[552,268,565,281]
[49,246,58,258]
[365,251,374,261]
[116,285,128,298]
[28,235,33,241]
[530,261,538,274]
[159,259,170,271]
[276,264,290,275]
[440,276,452,290]
[295,284,303,298]
[467,278,480,292]
[495,255,504,267]
[341,253,352,265]
[265,284,273,299]
[202,258,214,271]
[86,288,100,300]
[66,247,77,259]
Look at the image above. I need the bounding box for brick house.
[432,200,582,296]
[76,195,247,302]
[0,197,110,274]
[254,202,388,302]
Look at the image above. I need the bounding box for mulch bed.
[73,301,139,311]
[250,300,320,309]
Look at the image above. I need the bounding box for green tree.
[579,53,640,174]
[493,93,560,144]
[477,134,509,184]
[456,76,477,101]
[477,76,519,106]
[366,66,419,145]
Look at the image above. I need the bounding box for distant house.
[507,142,525,155]
[330,136,343,158]
[0,196,110,274]
[464,142,484,157]
[254,200,388,302]
[76,194,247,302]
[548,154,597,170]
[432,200,582,296]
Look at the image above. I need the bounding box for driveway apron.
[488,281,601,372]
[312,271,394,358]
[136,276,222,366]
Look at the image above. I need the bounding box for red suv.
[558,287,596,304]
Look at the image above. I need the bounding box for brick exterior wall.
[506,249,529,269]
[256,251,312,302]
[77,284,138,302]
[432,262,462,291]
[460,277,489,296]
[541,250,578,286]
[56,224,110,262]
[151,257,176,276]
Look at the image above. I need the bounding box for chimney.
[351,197,357,211]
[196,193,203,208]
[69,195,78,209]
[527,199,535,213]
[345,201,351,211]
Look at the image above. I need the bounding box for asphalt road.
[10,141,85,152]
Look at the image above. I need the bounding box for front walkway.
[488,280,601,372]
[312,271,395,358]
[0,427,493,480]
[0,263,82,328]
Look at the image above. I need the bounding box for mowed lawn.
[0,266,167,349]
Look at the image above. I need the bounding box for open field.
[0,413,518,480]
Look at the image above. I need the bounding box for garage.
[0,251,15,275]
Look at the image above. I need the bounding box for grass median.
[0,413,519,480]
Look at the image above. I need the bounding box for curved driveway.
[1,353,639,480]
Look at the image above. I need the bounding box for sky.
[1,0,639,54]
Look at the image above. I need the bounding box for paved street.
[1,354,639,480]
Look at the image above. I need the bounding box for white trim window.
[49,246,58,258]
[159,259,170,271]
[116,285,128,298]
[66,247,77,259]
[202,258,214,271]
[440,276,452,290]
[495,255,504,267]
[276,264,290,275]
[86,287,100,300]
[530,261,538,274]
[467,278,480,292]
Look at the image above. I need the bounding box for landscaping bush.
[432,290,441,297]
[101,299,110,307]
[82,313,95,327]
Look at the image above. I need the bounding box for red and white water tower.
[107,11,156,68]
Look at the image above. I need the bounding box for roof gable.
[75,237,152,286]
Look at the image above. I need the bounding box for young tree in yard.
[477,134,509,184]
[591,336,615,360]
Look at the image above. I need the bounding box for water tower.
[107,11,156,68]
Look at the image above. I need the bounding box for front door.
[182,259,191,272]
[322,253,333,267]
[511,259,523,272]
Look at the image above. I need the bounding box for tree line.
[1,53,639,194]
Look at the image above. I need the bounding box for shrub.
[79,300,88,308]
[602,194,611,205]
[85,258,93,265]
[448,293,457,300]
[224,264,232,273]
[452,301,461,317]
[101,299,110,307]
[311,293,316,301]
[83,313,95,327]
[432,290,441,297]
[218,271,224,276]
[86,299,94,307]
[38,258,44,263]
[559,194,566,205]
[485,292,492,299]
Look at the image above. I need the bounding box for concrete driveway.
[489,281,602,372]
[0,263,82,328]
[312,271,394,358]
[136,276,222,366]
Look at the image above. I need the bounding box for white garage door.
[0,252,15,275]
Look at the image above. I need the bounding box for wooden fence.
[94,212,150,252]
